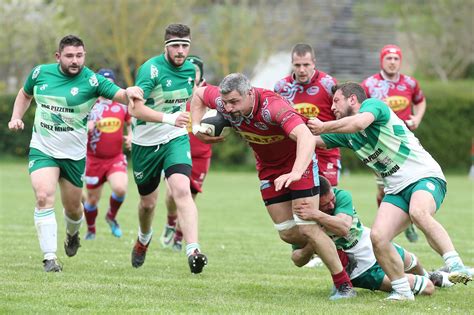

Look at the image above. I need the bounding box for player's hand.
[406,115,420,131]
[274,170,302,191]
[87,120,96,133]
[8,118,24,131]
[124,134,132,150]
[126,86,144,109]
[175,112,190,128]
[307,118,324,135]
[194,131,225,144]
[293,201,318,221]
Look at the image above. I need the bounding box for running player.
[83,69,132,240]
[127,24,207,274]
[7,35,142,272]
[160,55,211,251]
[191,73,356,300]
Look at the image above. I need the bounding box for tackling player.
[361,45,427,242]
[292,176,443,296]
[308,82,472,300]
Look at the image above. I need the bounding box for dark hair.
[319,176,332,196]
[331,82,367,103]
[291,43,315,62]
[58,35,84,52]
[187,55,204,82]
[165,24,191,40]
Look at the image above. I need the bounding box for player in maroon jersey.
[190,73,356,300]
[275,43,341,187]
[159,56,212,251]
[83,69,132,240]
[361,45,427,242]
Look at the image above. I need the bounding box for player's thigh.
[408,178,446,220]
[372,202,411,242]
[107,171,128,195]
[266,200,294,224]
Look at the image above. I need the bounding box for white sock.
[64,210,83,236]
[138,228,152,245]
[186,243,200,256]
[405,253,418,271]
[391,277,412,295]
[34,208,57,260]
[443,251,465,271]
[412,275,429,295]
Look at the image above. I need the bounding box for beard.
[166,50,186,67]
[59,63,83,76]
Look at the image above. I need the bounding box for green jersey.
[133,54,195,146]
[321,98,445,194]
[24,64,120,160]
[326,188,363,250]
[327,188,376,279]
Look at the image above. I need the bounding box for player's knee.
[35,191,52,207]
[370,228,387,249]
[113,187,127,198]
[139,199,156,212]
[291,250,308,267]
[423,281,435,295]
[170,184,192,202]
[409,208,429,227]
[86,195,100,206]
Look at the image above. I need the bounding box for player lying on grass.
[292,176,454,296]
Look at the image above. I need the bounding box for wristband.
[162,113,178,126]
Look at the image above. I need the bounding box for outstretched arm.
[274,124,316,191]
[8,88,33,131]
[308,112,375,135]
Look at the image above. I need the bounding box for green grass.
[0,161,473,314]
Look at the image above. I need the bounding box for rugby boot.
[64,232,81,257]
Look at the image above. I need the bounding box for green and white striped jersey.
[133,54,195,146]
[24,64,120,160]
[321,98,445,194]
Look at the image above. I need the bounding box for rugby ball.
[200,109,232,137]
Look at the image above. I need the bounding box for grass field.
[1,161,473,314]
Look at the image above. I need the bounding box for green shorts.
[28,148,85,188]
[351,243,405,291]
[132,135,191,188]
[382,177,446,214]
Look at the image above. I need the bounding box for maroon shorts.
[260,157,319,206]
[317,154,341,186]
[190,156,211,194]
[85,154,127,189]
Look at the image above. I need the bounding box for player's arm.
[274,124,316,191]
[315,135,327,149]
[408,98,426,131]
[8,88,33,131]
[124,120,132,150]
[311,212,352,237]
[191,86,225,144]
[307,112,375,135]
[126,91,189,128]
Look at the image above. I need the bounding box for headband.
[165,38,191,47]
